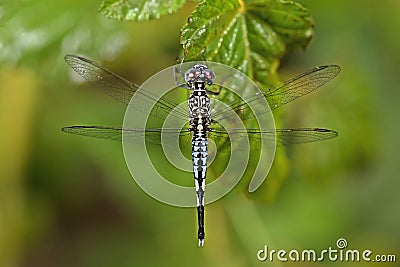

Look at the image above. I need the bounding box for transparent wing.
[212,65,341,122]
[65,55,188,121]
[62,125,337,153]
[62,126,191,144]
[209,127,338,145]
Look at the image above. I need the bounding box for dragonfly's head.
[185,64,215,86]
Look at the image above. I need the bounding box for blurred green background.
[0,0,399,266]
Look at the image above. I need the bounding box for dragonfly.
[62,54,341,247]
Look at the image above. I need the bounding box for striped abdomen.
[188,84,211,247]
[192,126,207,246]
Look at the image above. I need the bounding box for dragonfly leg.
[201,48,208,68]
[206,86,222,95]
[206,74,231,95]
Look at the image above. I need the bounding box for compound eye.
[204,69,215,83]
[185,68,201,82]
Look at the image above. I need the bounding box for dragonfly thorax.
[188,89,211,119]
[184,64,215,85]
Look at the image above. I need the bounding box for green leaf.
[99,0,186,21]
[181,0,314,199]
[0,1,132,79]
[180,0,314,86]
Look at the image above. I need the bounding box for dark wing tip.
[64,54,77,68]
[64,54,76,63]
[64,54,92,66]
[313,127,338,132]
[61,126,73,132]
[317,64,341,77]
[61,125,82,133]
[313,127,339,138]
